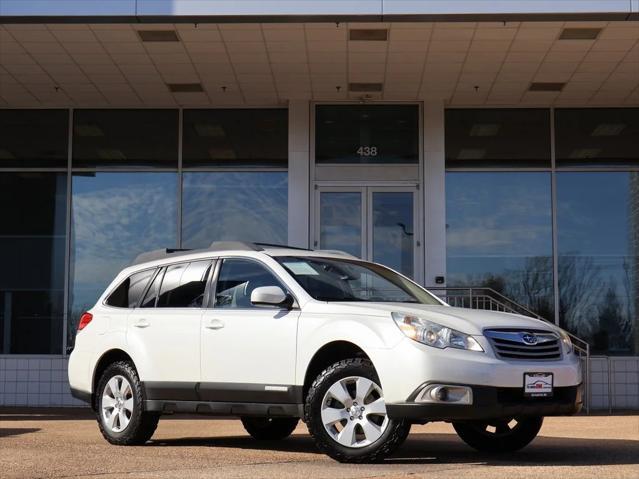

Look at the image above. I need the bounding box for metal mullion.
[63,108,73,355]
[177,108,184,249]
[550,107,560,327]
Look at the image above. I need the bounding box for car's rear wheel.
[305,358,410,463]
[241,417,299,440]
[453,416,544,452]
[95,361,160,445]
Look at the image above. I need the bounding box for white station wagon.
[69,241,582,462]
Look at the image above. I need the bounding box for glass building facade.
[446,108,639,356]
[0,106,637,360]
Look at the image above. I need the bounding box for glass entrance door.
[315,186,420,280]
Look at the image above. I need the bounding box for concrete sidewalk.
[0,409,638,479]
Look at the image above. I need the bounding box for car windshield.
[276,256,441,304]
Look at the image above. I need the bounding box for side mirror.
[250,286,292,308]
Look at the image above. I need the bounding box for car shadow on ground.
[0,427,41,438]
[148,433,639,467]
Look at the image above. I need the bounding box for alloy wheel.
[320,376,389,448]
[101,375,134,433]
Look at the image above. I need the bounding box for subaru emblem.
[522,333,538,345]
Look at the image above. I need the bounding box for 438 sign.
[356,146,378,157]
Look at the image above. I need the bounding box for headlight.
[392,312,484,352]
[558,329,573,354]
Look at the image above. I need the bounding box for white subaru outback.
[69,241,583,463]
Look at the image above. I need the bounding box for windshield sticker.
[283,261,320,275]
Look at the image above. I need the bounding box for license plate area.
[524,372,553,397]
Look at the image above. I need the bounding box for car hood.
[326,302,557,336]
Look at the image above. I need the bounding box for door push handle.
[205,319,225,330]
[133,319,150,328]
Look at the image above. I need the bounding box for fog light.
[416,384,473,405]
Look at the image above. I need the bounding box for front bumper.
[387,383,583,421]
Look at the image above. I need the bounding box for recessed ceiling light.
[349,82,384,92]
[138,30,180,42]
[591,123,626,137]
[0,149,16,160]
[529,82,565,92]
[74,124,104,137]
[97,149,126,161]
[349,29,388,41]
[457,149,486,160]
[559,28,602,40]
[167,83,204,93]
[470,123,500,137]
[569,148,602,159]
[194,123,226,138]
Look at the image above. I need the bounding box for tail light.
[78,312,93,331]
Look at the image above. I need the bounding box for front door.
[200,258,300,403]
[315,186,420,281]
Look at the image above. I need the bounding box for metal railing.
[428,287,591,413]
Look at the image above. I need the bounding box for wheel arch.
[91,349,136,410]
[302,341,374,400]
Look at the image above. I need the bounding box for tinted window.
[69,172,177,345]
[0,172,67,353]
[140,268,164,308]
[72,109,178,168]
[0,110,69,168]
[183,109,287,167]
[557,172,638,355]
[446,172,554,318]
[157,261,212,308]
[315,105,419,164]
[214,259,285,309]
[555,108,639,167]
[182,172,287,249]
[106,269,156,308]
[445,109,551,168]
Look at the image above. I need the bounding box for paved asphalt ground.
[1,409,637,479]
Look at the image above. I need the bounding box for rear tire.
[453,416,543,452]
[305,358,410,463]
[95,361,160,445]
[241,417,299,440]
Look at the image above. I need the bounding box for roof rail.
[208,241,263,251]
[254,242,312,251]
[315,249,358,258]
[131,248,192,265]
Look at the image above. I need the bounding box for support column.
[287,101,311,248]
[423,101,447,287]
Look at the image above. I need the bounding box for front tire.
[241,417,299,440]
[95,361,160,445]
[305,358,410,463]
[453,416,544,452]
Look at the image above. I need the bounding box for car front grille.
[484,329,562,360]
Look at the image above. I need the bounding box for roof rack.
[130,241,348,267]
[131,248,192,265]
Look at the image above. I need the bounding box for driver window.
[214,259,285,309]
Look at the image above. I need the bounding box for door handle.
[133,319,150,328]
[205,319,225,330]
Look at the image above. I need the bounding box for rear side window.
[106,269,156,308]
[140,268,164,308]
[157,261,213,308]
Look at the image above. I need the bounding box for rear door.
[127,260,213,400]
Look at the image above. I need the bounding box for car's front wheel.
[241,417,299,440]
[305,358,410,463]
[453,416,544,452]
[95,361,160,445]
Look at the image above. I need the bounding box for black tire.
[453,416,544,453]
[95,361,160,445]
[304,358,410,463]
[241,417,299,440]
